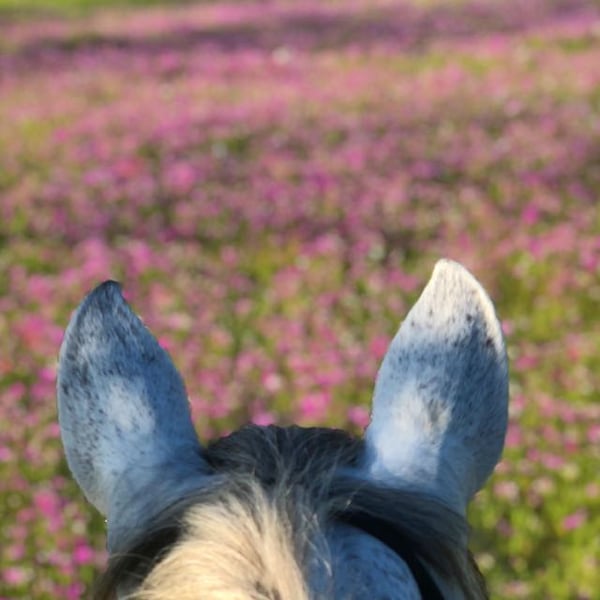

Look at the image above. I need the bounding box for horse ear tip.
[61,281,127,349]
[95,280,123,297]
[431,259,495,302]
[435,257,458,268]
[433,258,473,281]
[83,280,125,310]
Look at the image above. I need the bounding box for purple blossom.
[1,0,599,597]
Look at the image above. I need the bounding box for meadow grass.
[0,0,599,598]
[0,0,193,17]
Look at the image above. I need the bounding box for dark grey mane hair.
[94,426,487,600]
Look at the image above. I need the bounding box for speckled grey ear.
[364,260,509,514]
[57,282,209,552]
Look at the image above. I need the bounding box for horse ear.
[57,282,209,552]
[364,260,508,514]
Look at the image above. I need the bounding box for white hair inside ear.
[364,260,509,515]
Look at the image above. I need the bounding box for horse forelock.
[95,425,487,600]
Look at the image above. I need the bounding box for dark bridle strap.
[335,509,446,600]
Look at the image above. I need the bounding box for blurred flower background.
[0,0,599,597]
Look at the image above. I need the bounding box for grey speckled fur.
[57,281,209,552]
[366,259,509,515]
[57,260,508,599]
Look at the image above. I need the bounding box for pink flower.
[262,372,283,393]
[514,353,539,371]
[494,480,519,501]
[33,489,60,518]
[3,566,28,585]
[299,392,331,421]
[521,203,540,226]
[251,411,276,426]
[66,582,85,600]
[562,510,587,532]
[347,405,370,429]
[73,543,95,565]
[587,424,600,444]
[505,423,523,449]
[540,453,565,471]
[164,161,199,194]
[0,446,14,462]
[369,335,390,361]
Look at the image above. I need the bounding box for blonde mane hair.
[134,485,310,600]
[95,426,487,600]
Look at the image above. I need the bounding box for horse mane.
[94,426,487,599]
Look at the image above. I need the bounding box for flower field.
[1,0,599,597]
